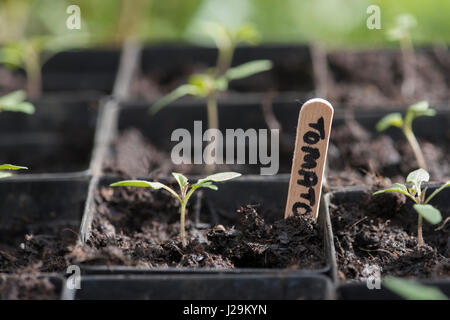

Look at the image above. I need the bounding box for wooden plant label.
[284,98,334,220]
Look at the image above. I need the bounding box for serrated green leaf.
[149,84,202,115]
[197,172,241,184]
[172,172,188,188]
[406,168,429,184]
[383,276,447,300]
[376,113,403,131]
[0,164,28,170]
[413,204,442,225]
[225,60,272,81]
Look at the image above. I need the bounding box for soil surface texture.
[0,273,59,300]
[71,185,326,270]
[324,50,450,109]
[327,120,450,187]
[331,188,449,280]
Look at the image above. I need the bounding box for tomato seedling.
[374,168,448,246]
[376,101,435,171]
[110,171,241,247]
[149,23,272,169]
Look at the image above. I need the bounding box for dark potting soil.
[103,128,292,178]
[0,224,77,273]
[71,185,325,270]
[327,120,450,187]
[331,188,449,280]
[324,50,450,108]
[0,273,59,300]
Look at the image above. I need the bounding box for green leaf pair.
[110,172,242,248]
[374,169,446,225]
[376,101,435,132]
[149,60,272,114]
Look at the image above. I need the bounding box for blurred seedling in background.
[0,0,88,98]
[110,172,241,248]
[0,90,34,177]
[383,276,448,300]
[387,13,417,97]
[376,101,435,171]
[150,22,272,170]
[373,168,449,246]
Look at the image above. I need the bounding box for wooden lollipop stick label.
[285,98,334,220]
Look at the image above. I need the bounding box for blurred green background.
[1,0,449,48]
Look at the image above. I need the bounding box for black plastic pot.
[328,108,450,188]
[42,49,120,94]
[325,184,450,295]
[0,175,90,273]
[105,99,305,176]
[322,48,450,109]
[64,273,333,300]
[0,273,66,300]
[0,93,101,175]
[139,44,314,99]
[79,176,336,283]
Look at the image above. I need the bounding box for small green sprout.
[373,168,448,246]
[383,276,448,300]
[0,90,35,114]
[387,13,417,97]
[376,101,435,171]
[110,172,241,248]
[150,23,272,170]
[0,164,28,179]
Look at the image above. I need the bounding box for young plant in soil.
[374,168,449,246]
[0,90,34,176]
[149,23,272,169]
[110,172,241,248]
[376,101,435,171]
[387,13,417,97]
